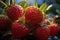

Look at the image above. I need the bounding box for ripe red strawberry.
[49,24,59,36]
[11,21,29,38]
[59,27,60,34]
[34,27,50,40]
[6,4,24,21]
[59,27,60,35]
[0,15,11,30]
[25,6,43,28]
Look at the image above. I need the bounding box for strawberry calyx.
[0,1,7,9]
[18,0,29,11]
[17,14,25,24]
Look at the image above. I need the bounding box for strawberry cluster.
[0,4,60,40]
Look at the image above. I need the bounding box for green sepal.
[39,3,48,12]
[18,14,25,24]
[18,1,29,11]
[7,0,10,6]
[0,1,7,9]
[33,1,38,9]
[11,0,16,4]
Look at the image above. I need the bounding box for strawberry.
[0,15,11,30]
[59,27,60,35]
[6,4,24,21]
[34,27,50,40]
[11,21,29,38]
[25,6,43,28]
[49,24,59,36]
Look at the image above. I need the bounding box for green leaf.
[18,1,29,10]
[39,3,48,12]
[33,1,38,9]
